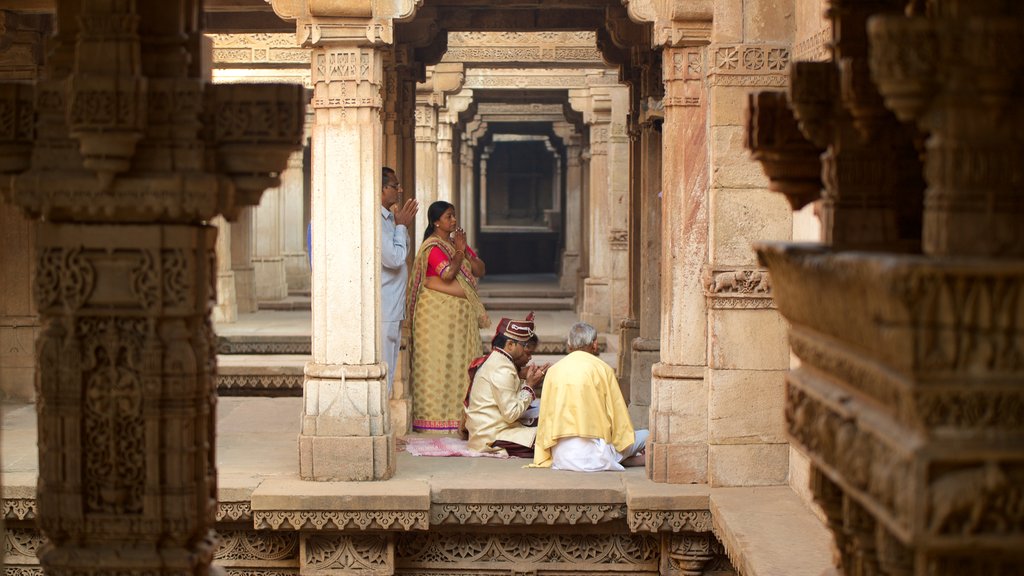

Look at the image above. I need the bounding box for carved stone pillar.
[436,114,454,204]
[629,99,663,429]
[231,206,258,313]
[253,180,288,302]
[414,98,439,237]
[414,63,463,240]
[439,89,472,208]
[578,89,613,332]
[0,202,38,400]
[282,147,311,294]
[649,43,711,484]
[212,215,238,323]
[458,137,475,248]
[298,35,394,480]
[554,121,583,292]
[0,2,304,573]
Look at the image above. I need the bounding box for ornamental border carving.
[394,532,660,567]
[253,510,428,531]
[628,510,713,533]
[217,338,311,355]
[464,75,589,89]
[786,378,914,534]
[2,498,36,520]
[303,534,392,572]
[430,503,625,526]
[704,268,775,309]
[216,374,304,395]
[709,44,791,76]
[218,501,254,522]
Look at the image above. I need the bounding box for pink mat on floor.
[401,436,510,458]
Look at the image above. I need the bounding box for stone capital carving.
[745,90,825,210]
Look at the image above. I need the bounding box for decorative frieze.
[216,530,299,563]
[394,533,660,571]
[302,534,393,573]
[793,24,833,63]
[431,504,625,526]
[217,336,311,355]
[209,34,311,65]
[218,501,254,523]
[708,44,790,88]
[253,510,429,531]
[704,268,774,310]
[216,374,304,396]
[628,510,713,533]
[464,72,589,89]
[2,498,36,520]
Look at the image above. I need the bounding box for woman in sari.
[406,201,488,434]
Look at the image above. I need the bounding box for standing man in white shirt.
[381,166,418,395]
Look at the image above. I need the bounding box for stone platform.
[2,398,835,575]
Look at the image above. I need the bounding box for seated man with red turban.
[464,317,547,457]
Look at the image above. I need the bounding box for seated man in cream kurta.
[465,318,546,458]
[532,322,648,471]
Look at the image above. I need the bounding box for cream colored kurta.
[531,350,635,468]
[464,349,537,454]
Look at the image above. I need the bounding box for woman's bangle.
[455,250,465,258]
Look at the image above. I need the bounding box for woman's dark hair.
[423,201,455,241]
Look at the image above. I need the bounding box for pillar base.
[213,271,238,323]
[284,251,310,293]
[581,277,610,332]
[234,266,258,313]
[300,362,394,481]
[628,337,660,429]
[648,363,707,484]
[254,256,288,301]
[560,251,581,291]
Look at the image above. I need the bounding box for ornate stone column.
[0,202,38,400]
[648,41,711,483]
[0,13,45,401]
[299,26,393,480]
[438,88,472,207]
[413,63,463,239]
[554,121,583,292]
[231,206,259,314]
[629,98,663,429]
[282,146,311,294]
[577,88,613,331]
[0,2,304,573]
[212,216,238,323]
[252,179,288,301]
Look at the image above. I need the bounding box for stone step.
[258,296,311,311]
[218,335,311,355]
[216,355,306,397]
[477,288,574,299]
[481,297,574,311]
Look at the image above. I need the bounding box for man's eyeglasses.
[384,182,403,189]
